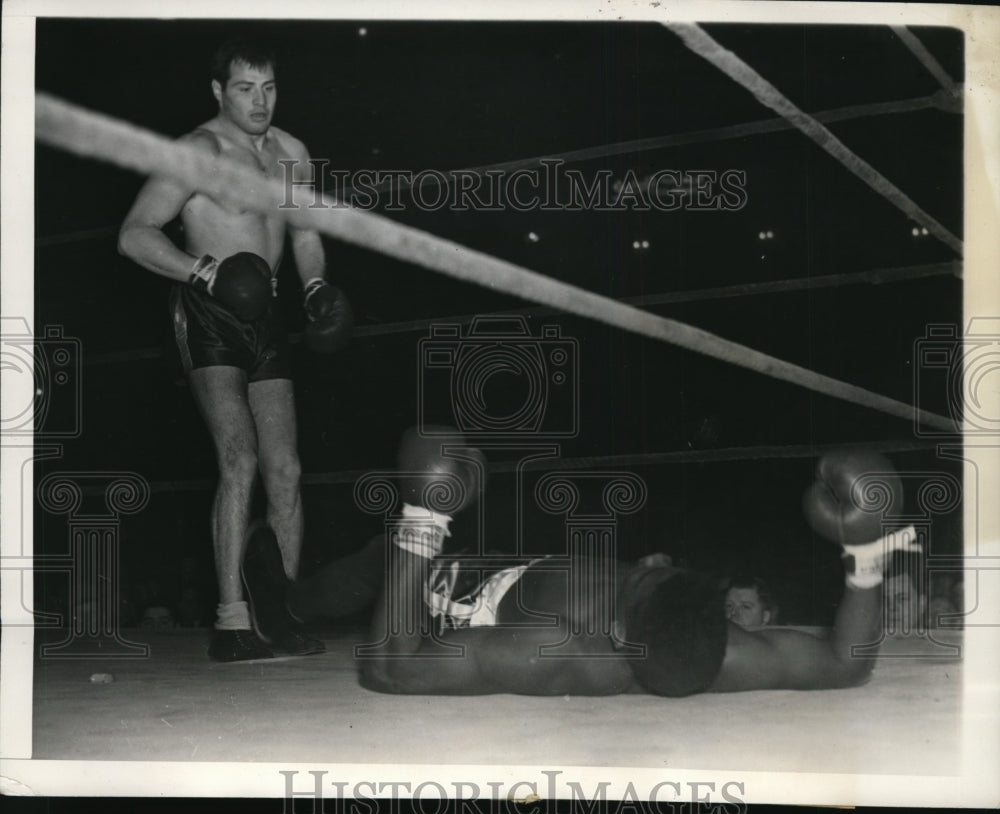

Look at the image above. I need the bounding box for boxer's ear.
[211,80,223,105]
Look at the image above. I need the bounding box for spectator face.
[141,606,176,630]
[725,586,771,627]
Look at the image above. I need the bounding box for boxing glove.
[802,449,918,589]
[190,252,272,322]
[303,278,353,353]
[394,426,486,559]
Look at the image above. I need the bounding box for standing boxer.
[118,38,350,661]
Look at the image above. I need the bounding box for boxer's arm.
[713,449,905,692]
[361,430,626,695]
[283,137,327,286]
[360,537,490,693]
[361,628,631,696]
[362,575,628,696]
[361,515,626,695]
[289,223,326,286]
[359,543,501,694]
[117,131,217,281]
[709,583,881,691]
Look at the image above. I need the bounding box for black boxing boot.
[241,520,325,656]
[208,628,274,662]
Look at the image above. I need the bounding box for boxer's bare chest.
[218,135,288,181]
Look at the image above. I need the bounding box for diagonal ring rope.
[35,92,957,433]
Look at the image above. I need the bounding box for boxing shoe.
[268,626,326,657]
[208,628,274,662]
[242,520,325,656]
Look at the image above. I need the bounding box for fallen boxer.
[244,429,918,695]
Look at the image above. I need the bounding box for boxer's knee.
[217,437,258,485]
[260,450,301,492]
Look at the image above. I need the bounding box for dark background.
[31,19,964,626]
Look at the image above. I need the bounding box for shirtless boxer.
[244,432,919,694]
[118,39,350,661]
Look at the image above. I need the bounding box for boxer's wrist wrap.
[394,503,452,560]
[190,254,219,294]
[303,277,326,308]
[841,525,919,589]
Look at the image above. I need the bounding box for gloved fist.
[397,426,485,514]
[802,450,901,546]
[303,278,353,353]
[802,449,918,589]
[190,252,272,322]
[394,426,486,559]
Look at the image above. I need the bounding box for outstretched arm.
[359,428,488,691]
[711,450,918,692]
[358,492,553,694]
[359,428,629,696]
[711,582,882,691]
[360,540,628,696]
[359,536,557,695]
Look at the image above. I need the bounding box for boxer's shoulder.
[268,126,309,160]
[181,124,223,154]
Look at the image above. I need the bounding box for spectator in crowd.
[724,574,778,628]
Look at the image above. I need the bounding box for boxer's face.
[725,586,770,627]
[213,60,276,136]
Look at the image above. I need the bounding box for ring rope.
[35,92,957,433]
[82,260,959,367]
[69,438,944,496]
[665,23,963,257]
[34,91,955,248]
[890,26,961,98]
[358,92,954,195]
[350,258,960,337]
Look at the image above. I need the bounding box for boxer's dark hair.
[211,38,277,85]
[626,571,727,697]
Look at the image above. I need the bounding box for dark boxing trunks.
[170,285,291,382]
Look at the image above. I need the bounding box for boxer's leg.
[242,378,323,655]
[248,377,303,580]
[189,365,273,661]
[243,527,384,625]
[242,519,323,654]
[288,534,386,621]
